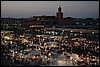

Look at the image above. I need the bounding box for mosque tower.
[56,5,63,19]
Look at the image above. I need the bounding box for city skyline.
[1,1,99,18]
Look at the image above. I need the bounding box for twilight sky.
[1,1,99,18]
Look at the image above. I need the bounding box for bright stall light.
[4,36,10,40]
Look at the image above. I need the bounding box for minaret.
[56,6,63,19]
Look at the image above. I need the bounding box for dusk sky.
[1,1,99,18]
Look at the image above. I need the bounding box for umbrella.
[36,35,50,37]
[30,50,41,55]
[32,44,40,46]
[46,42,58,44]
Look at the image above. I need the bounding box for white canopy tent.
[29,50,41,55]
[32,44,41,47]
[50,36,63,38]
[36,35,50,38]
[45,42,58,45]
[45,42,59,48]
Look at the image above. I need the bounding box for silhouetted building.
[1,6,99,30]
[56,6,63,19]
[1,18,22,30]
[15,25,44,35]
